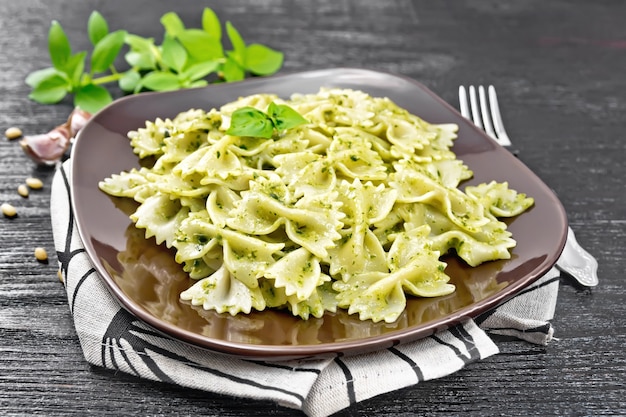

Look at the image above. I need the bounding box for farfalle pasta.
[99,88,533,323]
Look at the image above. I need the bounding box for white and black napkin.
[50,160,561,417]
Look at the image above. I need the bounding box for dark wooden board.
[1,1,624,415]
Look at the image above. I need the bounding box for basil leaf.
[125,34,155,53]
[227,107,274,138]
[268,102,308,131]
[188,79,208,88]
[202,7,221,40]
[119,70,141,92]
[125,50,156,70]
[48,21,71,70]
[225,21,246,66]
[87,11,109,45]
[177,29,223,61]
[140,71,181,91]
[125,35,158,70]
[221,54,245,82]
[25,67,65,88]
[245,44,283,75]
[64,51,87,86]
[180,61,219,82]
[160,12,185,37]
[28,73,70,104]
[161,35,187,73]
[90,30,127,74]
[74,83,112,113]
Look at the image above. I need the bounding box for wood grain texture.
[1,0,624,416]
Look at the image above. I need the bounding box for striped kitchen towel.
[50,160,560,417]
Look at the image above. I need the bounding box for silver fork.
[458,85,598,287]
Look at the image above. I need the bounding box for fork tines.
[458,85,512,147]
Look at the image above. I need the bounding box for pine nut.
[25,177,44,189]
[1,203,17,218]
[34,247,48,262]
[17,184,29,198]
[4,127,23,140]
[57,269,64,283]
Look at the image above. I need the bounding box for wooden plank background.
[1,0,624,415]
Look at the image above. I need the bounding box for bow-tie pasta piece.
[425,159,473,189]
[283,281,338,320]
[274,152,337,198]
[326,179,395,277]
[221,232,285,289]
[206,187,241,228]
[227,178,344,259]
[128,117,172,159]
[180,264,266,315]
[98,167,156,203]
[402,122,459,163]
[328,128,387,181]
[390,165,489,233]
[264,247,328,301]
[465,181,534,217]
[131,194,190,249]
[327,226,387,278]
[391,201,516,267]
[175,213,284,289]
[333,226,454,323]
[173,213,221,265]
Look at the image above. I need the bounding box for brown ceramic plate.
[71,68,567,360]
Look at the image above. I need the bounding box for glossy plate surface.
[71,68,567,360]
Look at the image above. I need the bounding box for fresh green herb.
[226,102,308,138]
[26,8,284,113]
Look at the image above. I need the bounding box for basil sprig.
[26,8,284,113]
[226,102,308,138]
